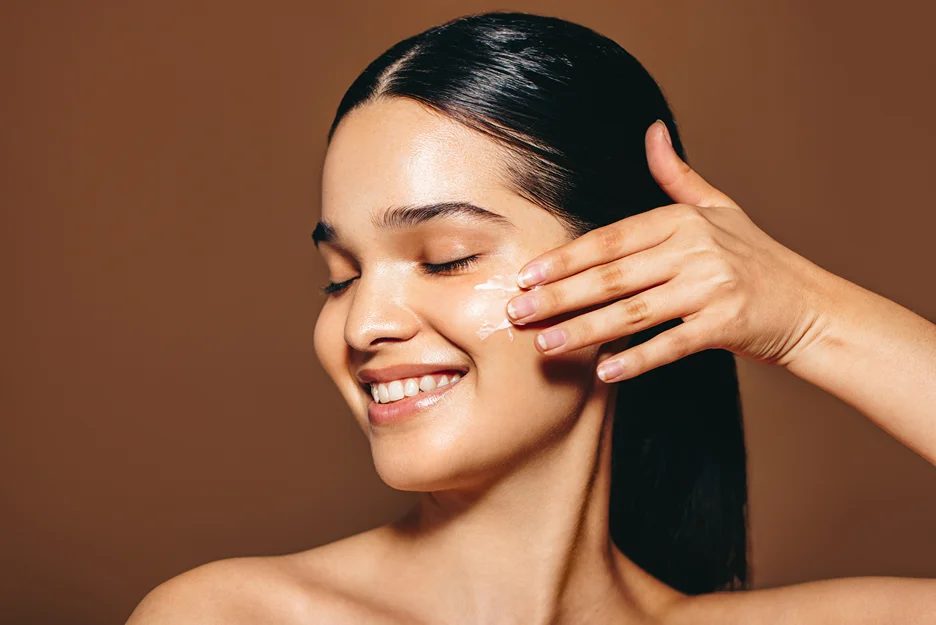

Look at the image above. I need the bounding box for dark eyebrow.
[375,201,514,230]
[311,220,337,247]
[312,201,514,247]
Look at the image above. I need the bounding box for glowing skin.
[472,273,544,341]
[472,272,520,341]
[309,96,664,625]
[314,98,604,492]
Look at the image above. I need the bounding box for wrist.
[778,260,855,377]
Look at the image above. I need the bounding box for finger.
[516,204,681,289]
[507,243,679,324]
[646,120,739,209]
[532,278,706,355]
[595,316,714,382]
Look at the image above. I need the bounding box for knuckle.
[571,318,595,345]
[705,259,739,292]
[596,263,626,299]
[543,285,565,311]
[685,228,719,254]
[665,330,693,359]
[621,297,651,325]
[596,225,625,255]
[715,269,740,292]
[551,249,573,275]
[627,347,647,372]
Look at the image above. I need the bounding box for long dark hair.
[326,11,748,595]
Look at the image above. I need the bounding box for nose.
[343,272,421,351]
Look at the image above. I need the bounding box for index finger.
[517,204,681,288]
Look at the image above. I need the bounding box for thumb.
[646,121,739,209]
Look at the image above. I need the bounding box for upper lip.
[356,363,468,385]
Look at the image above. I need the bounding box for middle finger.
[506,243,680,325]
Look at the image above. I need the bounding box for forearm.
[785,267,936,465]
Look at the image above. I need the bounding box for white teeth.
[369,372,463,404]
[388,380,405,401]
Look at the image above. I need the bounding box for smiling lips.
[370,372,462,404]
[357,363,468,415]
[362,368,466,426]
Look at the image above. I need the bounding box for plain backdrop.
[2,1,935,623]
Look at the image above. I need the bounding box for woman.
[129,11,936,624]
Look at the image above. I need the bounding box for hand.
[506,120,832,383]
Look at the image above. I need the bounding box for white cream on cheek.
[468,272,540,341]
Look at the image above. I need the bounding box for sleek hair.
[326,11,748,594]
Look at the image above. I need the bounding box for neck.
[385,379,680,625]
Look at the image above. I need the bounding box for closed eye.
[320,255,480,297]
[422,255,480,275]
[321,278,354,295]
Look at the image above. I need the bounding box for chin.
[366,412,566,494]
[368,420,483,492]
[371,448,469,492]
[348,349,601,492]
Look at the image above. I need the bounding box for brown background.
[3,1,935,623]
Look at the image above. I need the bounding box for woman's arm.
[783,265,936,465]
[507,121,936,466]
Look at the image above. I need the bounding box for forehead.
[321,98,512,223]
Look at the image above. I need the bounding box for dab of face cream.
[470,273,533,341]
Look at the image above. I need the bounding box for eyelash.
[320,255,480,296]
[422,254,479,274]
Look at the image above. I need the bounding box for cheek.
[463,272,522,342]
[426,270,526,351]
[428,271,558,400]
[445,270,599,399]
[417,271,597,479]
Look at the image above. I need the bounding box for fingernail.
[507,295,536,321]
[518,264,546,288]
[597,360,624,382]
[657,120,672,147]
[536,328,567,351]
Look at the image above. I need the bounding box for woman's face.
[315,97,604,491]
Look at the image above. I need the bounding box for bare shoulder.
[667,576,936,625]
[126,528,409,625]
[125,555,319,625]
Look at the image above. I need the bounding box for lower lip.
[367,376,465,426]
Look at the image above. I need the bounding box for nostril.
[344,308,422,351]
[369,336,409,347]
